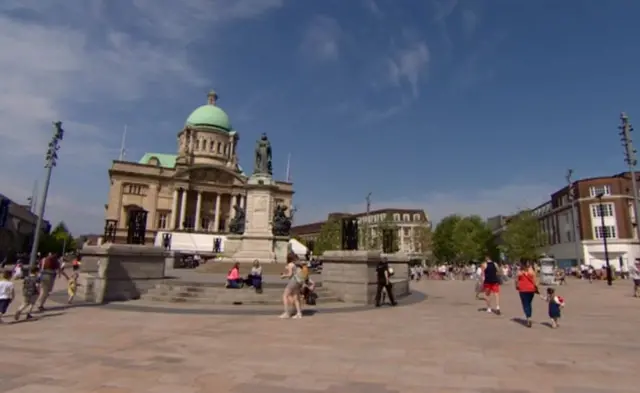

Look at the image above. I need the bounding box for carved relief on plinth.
[255,196,268,212]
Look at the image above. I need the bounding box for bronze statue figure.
[254,133,273,175]
[229,203,246,234]
[272,205,292,236]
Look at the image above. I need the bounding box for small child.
[0,270,15,323]
[67,265,80,304]
[14,267,40,321]
[542,287,565,328]
[12,263,23,280]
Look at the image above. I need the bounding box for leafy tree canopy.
[39,221,77,255]
[451,215,493,262]
[500,210,546,262]
[313,218,341,255]
[432,214,461,262]
[412,225,433,256]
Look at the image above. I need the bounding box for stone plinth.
[227,173,290,263]
[79,244,166,304]
[320,250,410,304]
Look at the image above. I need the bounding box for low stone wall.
[319,250,410,305]
[79,244,166,304]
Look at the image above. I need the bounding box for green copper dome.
[185,90,231,131]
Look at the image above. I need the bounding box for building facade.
[532,172,640,269]
[291,208,431,258]
[0,194,49,259]
[106,90,293,243]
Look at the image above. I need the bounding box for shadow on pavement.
[10,311,66,324]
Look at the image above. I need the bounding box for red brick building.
[532,172,640,269]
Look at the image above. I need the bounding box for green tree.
[39,221,77,255]
[374,213,399,253]
[432,214,461,262]
[500,210,546,262]
[313,218,341,255]
[451,215,493,263]
[411,225,433,256]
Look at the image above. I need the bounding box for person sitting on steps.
[225,262,244,289]
[245,260,263,293]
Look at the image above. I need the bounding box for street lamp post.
[28,122,65,268]
[619,113,640,240]
[566,170,582,268]
[365,192,372,249]
[596,192,613,286]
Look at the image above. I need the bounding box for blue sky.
[1,0,640,234]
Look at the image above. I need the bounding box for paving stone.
[1,279,638,392]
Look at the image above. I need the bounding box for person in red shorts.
[481,256,502,315]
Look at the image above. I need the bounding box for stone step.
[149,285,330,296]
[142,293,340,306]
[196,262,295,275]
[154,280,323,290]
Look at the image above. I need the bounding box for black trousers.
[375,282,396,306]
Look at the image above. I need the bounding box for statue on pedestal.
[229,204,246,234]
[272,205,292,236]
[254,133,273,176]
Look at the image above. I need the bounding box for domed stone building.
[105,90,294,245]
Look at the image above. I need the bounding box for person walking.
[37,253,67,312]
[516,260,538,327]
[481,256,502,315]
[629,259,640,297]
[375,258,397,307]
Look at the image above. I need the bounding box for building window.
[217,143,222,154]
[413,214,420,221]
[202,217,210,231]
[124,183,145,195]
[589,185,611,197]
[566,230,572,242]
[403,227,410,236]
[403,214,410,221]
[392,213,400,221]
[594,225,617,239]
[157,212,168,229]
[591,203,614,218]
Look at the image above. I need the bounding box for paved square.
[1,278,638,392]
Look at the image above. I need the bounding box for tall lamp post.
[596,192,613,286]
[28,122,65,268]
[619,113,640,241]
[566,169,582,268]
[365,192,372,249]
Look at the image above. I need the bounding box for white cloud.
[301,15,343,61]
[297,183,556,226]
[388,43,430,97]
[363,0,384,17]
[461,9,479,37]
[0,0,283,234]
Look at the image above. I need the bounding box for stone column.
[195,191,203,231]
[228,194,237,230]
[179,190,187,230]
[148,184,159,230]
[214,193,221,232]
[170,189,179,229]
[114,181,124,228]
